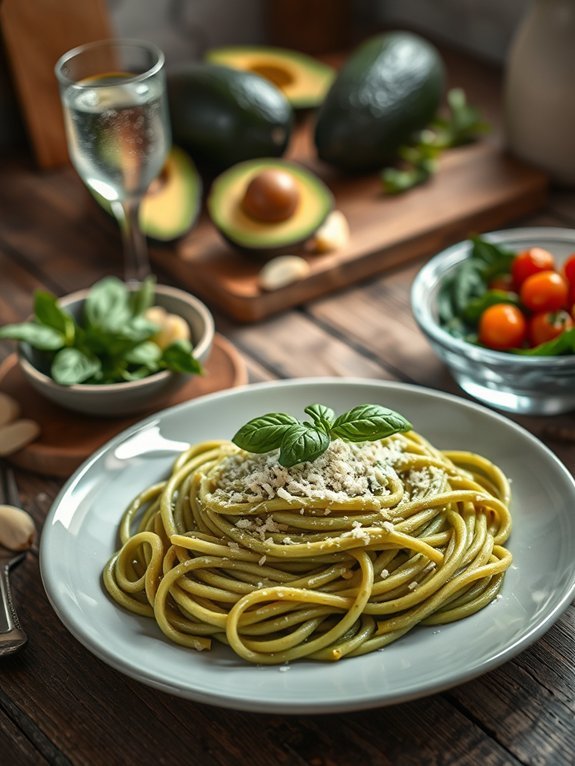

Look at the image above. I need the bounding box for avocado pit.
[241,168,300,223]
[247,63,295,90]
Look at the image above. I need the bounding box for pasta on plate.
[103,428,512,664]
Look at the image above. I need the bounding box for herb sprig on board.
[0,277,202,385]
[232,403,412,467]
[381,88,490,195]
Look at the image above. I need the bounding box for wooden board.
[1,0,111,168]
[153,47,549,323]
[0,334,247,478]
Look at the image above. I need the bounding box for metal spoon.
[0,462,32,656]
[0,547,27,655]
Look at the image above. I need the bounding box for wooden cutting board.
[0,334,247,478]
[152,46,548,323]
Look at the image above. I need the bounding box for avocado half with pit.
[205,46,335,109]
[207,158,334,254]
[91,146,202,242]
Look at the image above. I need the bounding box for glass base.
[456,378,573,416]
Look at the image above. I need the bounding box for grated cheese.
[209,438,406,506]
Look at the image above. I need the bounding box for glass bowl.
[411,227,575,415]
[18,284,214,417]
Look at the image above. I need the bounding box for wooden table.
[2,130,575,766]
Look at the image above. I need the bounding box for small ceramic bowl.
[18,284,214,417]
[411,227,575,415]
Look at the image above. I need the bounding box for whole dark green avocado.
[314,32,445,172]
[167,63,293,170]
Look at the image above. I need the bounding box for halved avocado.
[207,158,334,253]
[205,46,335,109]
[140,147,202,241]
[91,147,202,242]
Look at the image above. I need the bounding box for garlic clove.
[259,255,311,291]
[307,210,350,254]
[0,504,36,551]
[152,314,191,350]
[0,419,40,457]
[145,306,191,350]
[0,392,20,429]
[144,306,168,325]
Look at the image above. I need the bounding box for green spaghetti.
[102,424,512,664]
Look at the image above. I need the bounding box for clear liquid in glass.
[62,74,170,203]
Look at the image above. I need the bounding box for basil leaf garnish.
[304,404,334,432]
[233,413,299,454]
[278,424,330,468]
[232,403,412,467]
[331,404,412,442]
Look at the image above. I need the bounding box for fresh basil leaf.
[513,328,575,356]
[122,366,155,381]
[463,290,521,323]
[34,291,76,343]
[129,276,156,316]
[304,404,335,432]
[470,236,515,277]
[120,316,158,343]
[381,161,434,195]
[51,348,101,385]
[85,277,131,330]
[233,412,299,454]
[278,424,330,468]
[437,278,456,324]
[125,341,162,368]
[0,322,65,350]
[161,339,202,374]
[332,404,412,442]
[443,316,472,339]
[452,260,487,316]
[443,88,490,147]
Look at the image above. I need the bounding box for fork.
[0,462,28,655]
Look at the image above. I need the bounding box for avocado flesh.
[140,147,202,241]
[91,147,202,242]
[314,32,445,172]
[167,63,293,171]
[208,158,334,252]
[205,46,335,109]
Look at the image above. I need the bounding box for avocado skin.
[167,63,293,170]
[314,32,445,172]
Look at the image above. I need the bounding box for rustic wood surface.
[2,65,575,766]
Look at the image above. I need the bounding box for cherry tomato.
[563,254,575,285]
[529,310,573,346]
[520,270,568,312]
[478,304,528,350]
[511,247,556,287]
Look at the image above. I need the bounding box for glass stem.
[113,198,150,285]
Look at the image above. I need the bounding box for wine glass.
[55,39,171,284]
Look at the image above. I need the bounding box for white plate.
[40,379,575,713]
